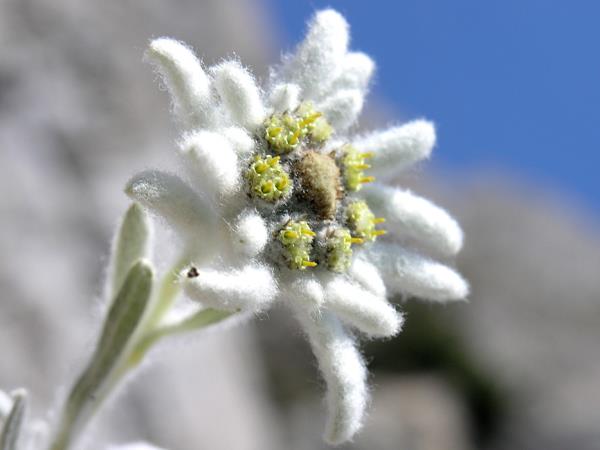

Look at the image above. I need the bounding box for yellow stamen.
[268,156,280,166]
[261,181,273,194]
[268,127,282,137]
[288,130,301,145]
[360,176,376,184]
[255,162,268,174]
[353,163,371,170]
[373,217,386,224]
[302,260,318,268]
[300,112,322,126]
[275,178,288,190]
[350,237,364,244]
[301,229,316,237]
[360,152,375,159]
[284,230,299,239]
[373,229,387,236]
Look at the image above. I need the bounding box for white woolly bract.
[146,38,215,129]
[348,256,387,297]
[211,61,265,130]
[231,209,268,257]
[132,8,469,446]
[317,88,364,131]
[324,277,402,338]
[219,126,256,156]
[125,170,216,239]
[268,83,301,113]
[179,131,240,197]
[282,9,349,100]
[183,265,277,312]
[362,185,464,256]
[0,389,12,418]
[106,443,166,450]
[292,307,367,445]
[285,277,326,314]
[354,120,436,180]
[366,243,470,302]
[326,52,375,96]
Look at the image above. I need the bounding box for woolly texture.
[366,243,470,302]
[324,278,403,338]
[179,131,240,197]
[231,209,269,257]
[282,9,349,100]
[125,170,216,239]
[129,8,468,444]
[269,83,301,112]
[331,52,375,94]
[348,257,387,298]
[146,39,214,129]
[211,61,265,129]
[107,443,166,450]
[0,390,11,419]
[362,184,464,256]
[318,88,364,131]
[294,307,367,445]
[354,120,436,180]
[183,265,277,312]
[220,126,255,156]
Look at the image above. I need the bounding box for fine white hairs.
[0,9,474,450]
[123,8,470,445]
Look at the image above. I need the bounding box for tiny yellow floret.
[278,220,316,270]
[296,102,333,143]
[341,145,375,192]
[326,227,359,273]
[246,155,291,202]
[346,200,386,242]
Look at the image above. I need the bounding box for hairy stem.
[49,254,234,450]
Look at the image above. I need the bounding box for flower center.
[246,155,291,202]
[295,150,341,220]
[245,102,385,273]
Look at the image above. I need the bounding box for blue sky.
[267,1,600,214]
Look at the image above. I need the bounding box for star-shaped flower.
[126,9,468,445]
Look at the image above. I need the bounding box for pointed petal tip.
[312,8,349,34]
[410,119,436,158]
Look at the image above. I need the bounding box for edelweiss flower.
[126,9,468,445]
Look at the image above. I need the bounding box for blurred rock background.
[0,0,598,449]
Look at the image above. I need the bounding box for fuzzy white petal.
[366,243,469,302]
[282,9,349,99]
[354,120,436,179]
[317,88,364,131]
[268,83,301,112]
[325,52,375,97]
[324,277,402,338]
[125,170,216,238]
[211,61,265,129]
[146,38,215,129]
[179,131,240,197]
[231,209,268,257]
[292,307,367,445]
[220,126,256,156]
[107,443,166,450]
[348,256,387,297]
[362,185,463,255]
[285,277,326,314]
[183,265,277,312]
[0,389,12,419]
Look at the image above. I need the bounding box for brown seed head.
[295,150,342,219]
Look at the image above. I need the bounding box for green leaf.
[111,203,151,297]
[50,261,153,450]
[0,389,27,450]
